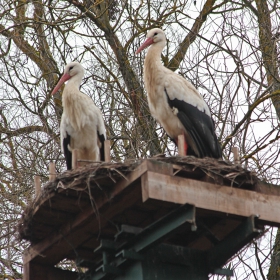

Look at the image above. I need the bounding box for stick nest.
[18,156,259,242]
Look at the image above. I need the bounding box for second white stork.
[136,28,222,158]
[51,62,106,169]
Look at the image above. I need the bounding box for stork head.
[51,62,85,95]
[136,28,166,54]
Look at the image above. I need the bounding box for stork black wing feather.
[98,132,106,161]
[165,89,222,158]
[176,111,209,157]
[63,133,72,170]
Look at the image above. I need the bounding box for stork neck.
[62,73,83,109]
[65,73,83,93]
[145,43,164,66]
[61,76,84,131]
[144,43,166,87]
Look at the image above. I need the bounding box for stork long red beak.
[51,73,71,95]
[135,37,154,54]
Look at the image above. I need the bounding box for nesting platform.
[19,157,280,280]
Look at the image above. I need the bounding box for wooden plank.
[24,183,142,266]
[72,149,78,169]
[23,260,78,280]
[189,218,242,251]
[254,181,280,196]
[23,160,150,265]
[27,225,56,243]
[104,139,111,162]
[147,159,173,175]
[32,206,74,226]
[23,160,174,266]
[30,159,171,221]
[109,159,172,199]
[49,162,56,182]
[44,193,91,213]
[232,147,240,164]
[141,171,280,225]
[34,176,41,198]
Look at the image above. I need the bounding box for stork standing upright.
[51,62,106,169]
[136,28,222,158]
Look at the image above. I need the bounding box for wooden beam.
[231,147,240,165]
[254,181,280,196]
[141,171,280,226]
[23,160,172,266]
[189,218,242,251]
[34,176,41,198]
[72,149,78,169]
[109,159,172,199]
[23,260,78,280]
[104,139,111,162]
[49,162,56,182]
[23,185,142,266]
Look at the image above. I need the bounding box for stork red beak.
[51,73,71,95]
[135,37,154,54]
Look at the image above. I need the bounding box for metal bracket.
[94,239,117,254]
[115,225,143,243]
[208,215,264,272]
[121,203,196,254]
[214,268,234,277]
[96,264,122,276]
[86,204,196,279]
[116,249,144,261]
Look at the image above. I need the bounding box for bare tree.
[0,0,279,278]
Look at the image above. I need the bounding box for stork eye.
[69,66,74,70]
[154,32,158,36]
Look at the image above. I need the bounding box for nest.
[18,156,260,242]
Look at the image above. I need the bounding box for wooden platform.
[18,157,280,280]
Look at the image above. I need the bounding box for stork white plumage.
[51,62,106,169]
[136,28,222,158]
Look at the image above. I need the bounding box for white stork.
[136,28,222,158]
[51,62,106,169]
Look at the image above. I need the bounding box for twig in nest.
[57,181,67,189]
[173,167,183,176]
[110,168,128,181]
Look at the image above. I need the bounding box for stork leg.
[184,140,188,156]
[176,134,188,156]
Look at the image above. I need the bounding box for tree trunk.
[255,0,280,120]
[267,228,280,280]
[254,1,280,278]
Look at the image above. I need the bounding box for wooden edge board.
[23,159,151,227]
[141,171,280,226]
[23,160,172,265]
